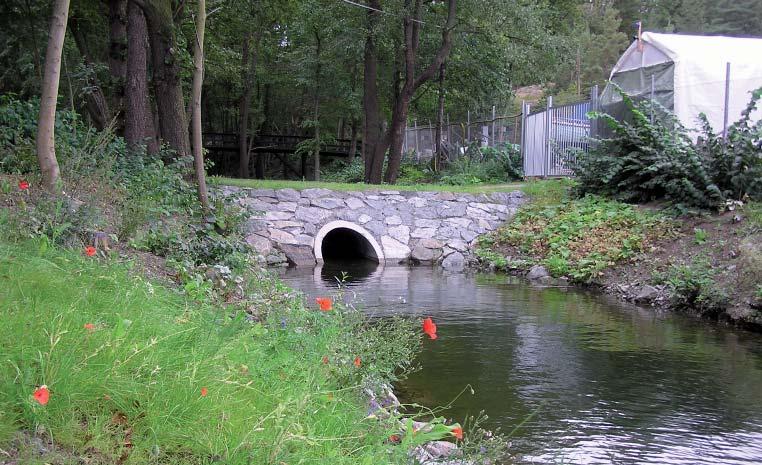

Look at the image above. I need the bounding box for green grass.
[212,176,525,194]
[520,178,574,206]
[0,239,419,464]
[477,196,673,281]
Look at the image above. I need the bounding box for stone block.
[311,197,344,209]
[264,211,293,221]
[381,236,411,261]
[280,244,316,266]
[385,215,402,225]
[387,225,410,244]
[345,197,366,210]
[302,188,333,198]
[411,227,436,239]
[268,228,298,245]
[275,188,301,202]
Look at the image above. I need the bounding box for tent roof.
[613,32,762,74]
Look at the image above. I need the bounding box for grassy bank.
[212,176,525,194]
[477,181,762,326]
[0,239,421,464]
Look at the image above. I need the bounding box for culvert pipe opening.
[321,228,379,262]
[314,221,384,264]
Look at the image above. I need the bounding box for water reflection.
[279,264,762,464]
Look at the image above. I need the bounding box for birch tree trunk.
[35,0,70,193]
[191,0,209,213]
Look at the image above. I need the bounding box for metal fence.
[400,109,523,162]
[521,86,599,177]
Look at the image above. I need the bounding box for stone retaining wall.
[221,186,526,270]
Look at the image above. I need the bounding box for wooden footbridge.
[203,133,359,157]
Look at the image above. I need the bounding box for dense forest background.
[2,0,761,184]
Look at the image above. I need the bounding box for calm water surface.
[279,261,762,464]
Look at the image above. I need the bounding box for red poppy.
[18,180,29,190]
[84,323,95,331]
[322,356,329,364]
[422,317,438,340]
[200,387,208,397]
[316,297,332,311]
[451,426,463,440]
[353,356,361,368]
[85,246,97,257]
[389,434,400,443]
[33,385,49,405]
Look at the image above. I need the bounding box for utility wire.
[337,0,442,28]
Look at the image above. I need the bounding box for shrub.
[439,143,522,185]
[321,157,364,183]
[655,258,729,318]
[576,87,762,210]
[697,88,762,201]
[575,91,721,209]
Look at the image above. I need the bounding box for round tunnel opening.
[320,227,380,263]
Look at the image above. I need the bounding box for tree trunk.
[348,119,358,161]
[69,17,111,130]
[383,0,457,184]
[362,0,383,183]
[191,0,209,213]
[312,30,321,182]
[124,0,157,153]
[238,30,260,178]
[108,0,127,117]
[141,0,190,159]
[36,0,70,193]
[434,61,446,171]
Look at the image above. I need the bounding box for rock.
[273,201,297,212]
[364,220,387,236]
[411,244,438,262]
[266,253,287,265]
[358,214,372,224]
[249,188,276,198]
[447,239,468,252]
[415,219,441,228]
[411,227,437,239]
[268,228,298,245]
[527,265,550,280]
[418,238,445,249]
[422,441,457,459]
[311,197,344,209]
[408,197,427,208]
[634,285,660,303]
[264,211,293,221]
[272,220,302,229]
[244,219,268,233]
[275,188,301,202]
[444,217,472,228]
[345,197,366,210]
[295,234,314,246]
[387,225,410,244]
[442,252,465,271]
[460,230,478,243]
[385,215,402,225]
[295,206,333,224]
[245,234,272,255]
[279,244,316,266]
[436,202,467,217]
[302,188,333,198]
[381,236,411,261]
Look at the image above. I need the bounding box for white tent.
[601,32,762,135]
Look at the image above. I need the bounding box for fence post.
[466,110,471,142]
[590,84,599,140]
[414,120,419,160]
[491,105,496,147]
[544,96,553,177]
[723,62,731,141]
[428,119,434,161]
[520,101,528,176]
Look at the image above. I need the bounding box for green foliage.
[693,227,707,245]
[480,196,671,281]
[321,158,365,183]
[575,88,762,210]
[520,178,574,206]
[439,143,522,185]
[0,241,423,464]
[696,88,762,202]
[654,258,729,318]
[575,90,723,209]
[0,96,124,179]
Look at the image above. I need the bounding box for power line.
[337,0,441,28]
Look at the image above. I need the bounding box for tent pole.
[723,62,731,142]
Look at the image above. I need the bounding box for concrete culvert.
[314,220,384,263]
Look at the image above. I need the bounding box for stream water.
[279,261,762,464]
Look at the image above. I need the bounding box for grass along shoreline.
[0,238,442,464]
[476,187,762,328]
